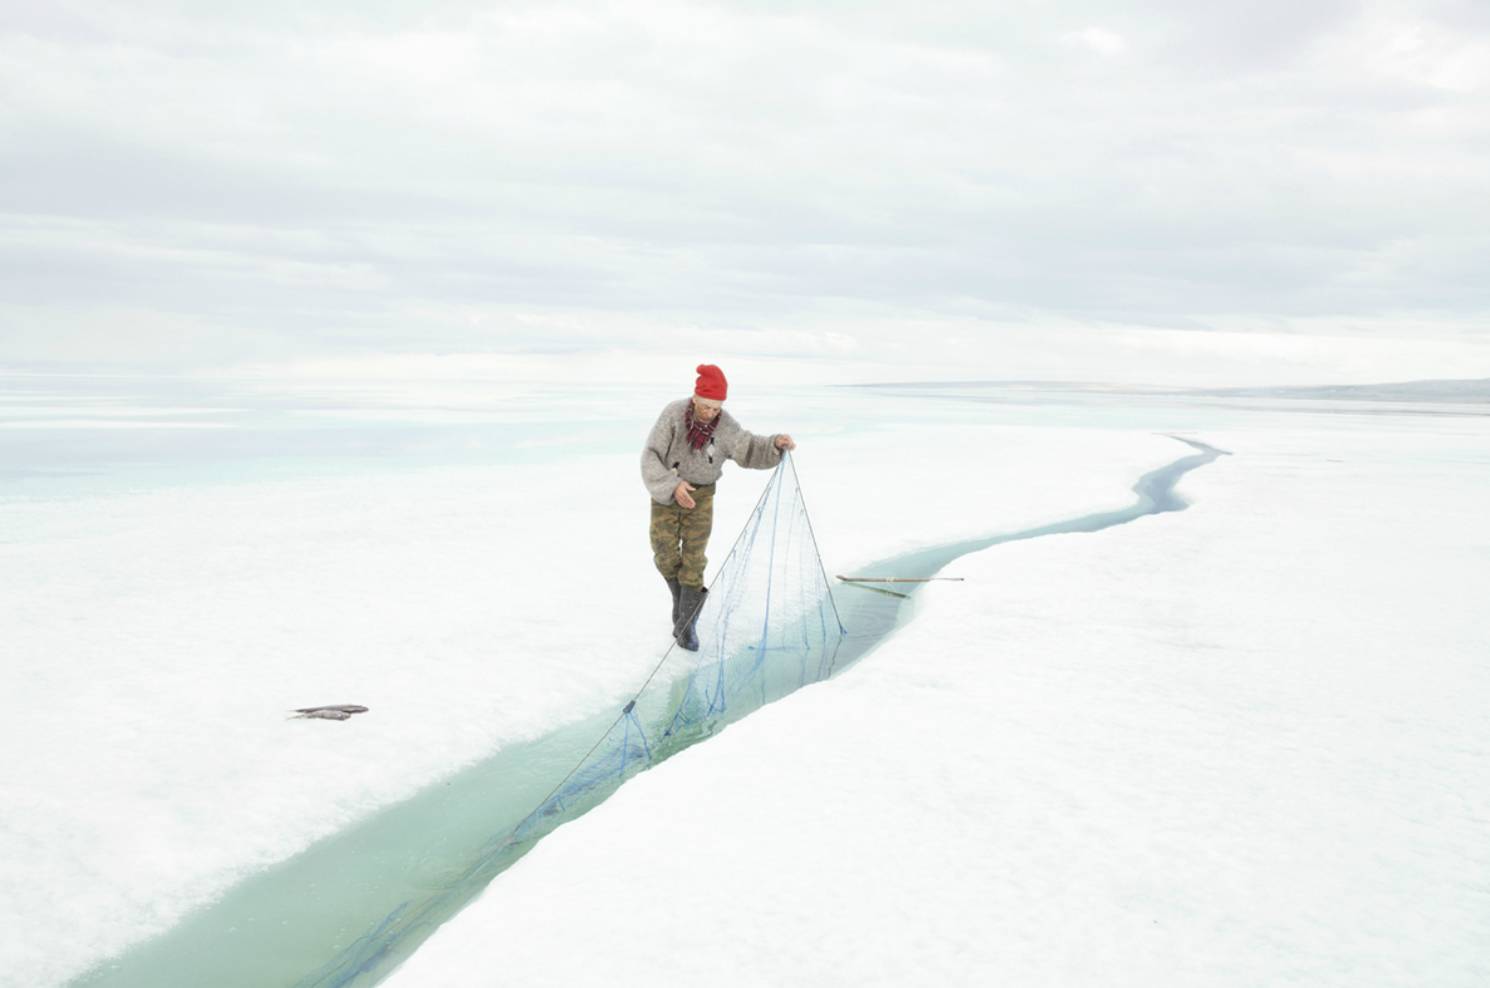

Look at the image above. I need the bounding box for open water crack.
[75,436,1226,988]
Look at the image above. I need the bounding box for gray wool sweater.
[641,398,782,504]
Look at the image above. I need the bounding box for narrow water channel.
[75,437,1224,988]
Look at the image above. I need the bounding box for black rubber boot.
[675,585,708,652]
[665,577,682,629]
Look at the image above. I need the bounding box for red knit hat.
[694,364,728,401]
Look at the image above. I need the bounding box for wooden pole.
[835,575,964,584]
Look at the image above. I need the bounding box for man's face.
[692,395,722,422]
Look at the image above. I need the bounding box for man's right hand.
[674,481,697,509]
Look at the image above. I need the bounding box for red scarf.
[683,400,720,451]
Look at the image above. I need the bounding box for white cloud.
[1062,27,1128,56]
[1,0,1488,383]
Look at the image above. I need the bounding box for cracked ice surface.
[387,412,1490,987]
[0,382,1183,988]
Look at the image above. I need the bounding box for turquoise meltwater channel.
[74,438,1225,988]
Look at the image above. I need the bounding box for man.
[641,364,796,651]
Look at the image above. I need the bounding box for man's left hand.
[774,434,796,451]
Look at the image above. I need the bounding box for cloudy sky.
[3,0,1488,384]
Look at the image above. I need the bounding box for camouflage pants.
[649,483,715,589]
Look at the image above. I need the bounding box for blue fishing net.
[296,454,846,987]
[515,452,847,836]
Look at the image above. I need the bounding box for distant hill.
[849,378,1490,403]
[1203,379,1490,403]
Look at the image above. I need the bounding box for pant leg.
[650,499,684,580]
[677,483,715,588]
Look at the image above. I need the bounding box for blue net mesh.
[294,454,846,987]
[514,452,847,837]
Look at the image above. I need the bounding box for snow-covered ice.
[3,379,1487,987]
[385,412,1490,986]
